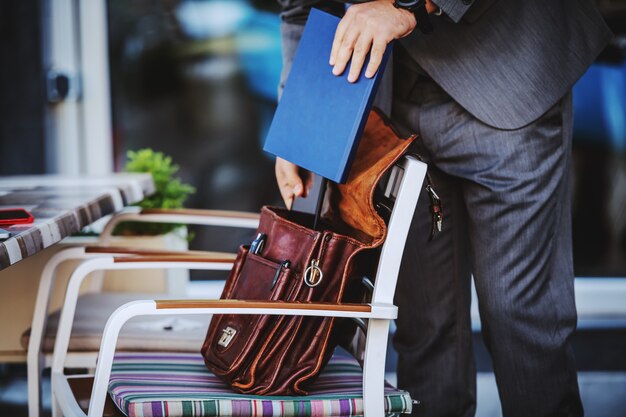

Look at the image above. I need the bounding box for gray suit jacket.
[402,0,612,129]
[279,0,612,129]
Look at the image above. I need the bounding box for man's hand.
[275,157,314,208]
[330,0,437,83]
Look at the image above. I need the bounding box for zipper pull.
[271,260,290,290]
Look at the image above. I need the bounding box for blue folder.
[263,8,392,183]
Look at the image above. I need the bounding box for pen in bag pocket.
[250,233,266,255]
[271,260,291,290]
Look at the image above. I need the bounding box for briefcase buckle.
[218,326,237,347]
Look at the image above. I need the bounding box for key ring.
[304,259,324,287]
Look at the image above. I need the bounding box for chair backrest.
[372,155,427,305]
[344,155,426,363]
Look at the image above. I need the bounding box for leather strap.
[325,108,417,247]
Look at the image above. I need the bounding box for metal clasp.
[218,326,237,348]
[304,259,324,287]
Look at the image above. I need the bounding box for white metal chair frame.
[50,156,427,417]
[27,209,260,417]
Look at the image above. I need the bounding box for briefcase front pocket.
[202,246,295,376]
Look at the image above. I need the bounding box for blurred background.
[105,0,285,278]
[1,0,625,277]
[0,0,625,416]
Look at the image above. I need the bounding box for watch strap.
[394,0,433,34]
[414,3,433,34]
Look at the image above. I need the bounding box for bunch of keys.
[426,185,443,240]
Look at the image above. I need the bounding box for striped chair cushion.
[108,350,412,417]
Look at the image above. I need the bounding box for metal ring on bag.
[304,259,323,287]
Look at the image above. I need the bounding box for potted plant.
[102,148,196,294]
[115,148,196,236]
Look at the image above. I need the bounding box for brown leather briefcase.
[201,109,416,395]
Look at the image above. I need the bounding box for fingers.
[332,27,360,78]
[279,180,298,209]
[275,158,307,207]
[332,28,374,83]
[329,4,395,83]
[329,17,348,66]
[348,35,373,82]
[365,39,387,79]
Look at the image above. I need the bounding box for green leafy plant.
[114,149,196,236]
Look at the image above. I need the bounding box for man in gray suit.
[275,1,612,416]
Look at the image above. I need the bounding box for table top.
[0,174,155,270]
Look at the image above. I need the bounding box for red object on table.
[0,208,34,225]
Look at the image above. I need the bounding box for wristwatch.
[393,0,434,34]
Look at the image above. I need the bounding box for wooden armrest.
[85,246,236,259]
[113,255,236,263]
[140,208,260,220]
[100,209,259,240]
[154,299,372,313]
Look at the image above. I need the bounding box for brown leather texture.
[201,109,415,396]
[325,109,417,246]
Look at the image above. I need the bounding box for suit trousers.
[391,61,583,417]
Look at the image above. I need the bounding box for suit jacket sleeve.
[432,0,474,22]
